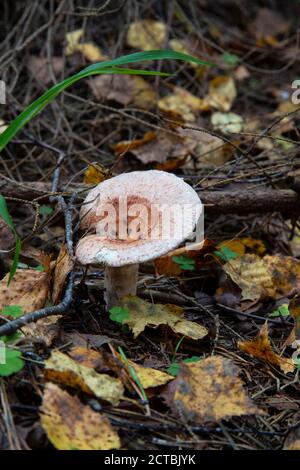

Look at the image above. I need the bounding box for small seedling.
[167,356,202,376]
[109,306,130,324]
[269,304,290,318]
[214,245,239,262]
[172,255,196,271]
[1,305,23,318]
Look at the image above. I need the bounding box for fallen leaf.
[205,76,237,112]
[283,426,300,450]
[52,245,74,304]
[89,74,156,109]
[44,350,124,405]
[127,20,167,51]
[0,269,49,313]
[27,56,64,86]
[222,254,300,302]
[116,296,208,340]
[65,29,106,62]
[211,112,243,133]
[124,359,173,389]
[238,323,295,374]
[158,86,209,122]
[83,164,109,184]
[112,130,194,165]
[166,356,261,423]
[216,238,266,258]
[252,8,290,42]
[40,383,121,450]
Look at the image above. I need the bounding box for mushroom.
[76,170,202,308]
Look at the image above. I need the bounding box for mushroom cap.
[76,170,202,267]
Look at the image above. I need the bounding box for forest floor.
[0,0,300,451]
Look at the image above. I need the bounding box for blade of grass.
[0,50,213,151]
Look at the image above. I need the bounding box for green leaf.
[109,306,130,324]
[167,356,202,376]
[214,246,239,262]
[8,236,21,285]
[0,332,22,344]
[0,195,15,232]
[269,304,290,318]
[118,346,148,403]
[1,305,23,318]
[34,264,44,272]
[222,52,239,66]
[0,347,24,377]
[172,255,196,271]
[0,50,212,152]
[39,205,54,216]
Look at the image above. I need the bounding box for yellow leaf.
[217,238,266,257]
[65,29,83,55]
[205,76,237,112]
[127,360,174,389]
[158,87,209,122]
[65,29,106,62]
[169,356,262,423]
[44,351,124,405]
[127,20,167,51]
[238,323,295,374]
[83,164,108,184]
[118,296,208,340]
[40,383,121,450]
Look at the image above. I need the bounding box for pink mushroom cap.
[76,170,202,267]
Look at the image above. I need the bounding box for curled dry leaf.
[127,20,167,51]
[158,86,209,122]
[89,74,156,109]
[44,350,124,405]
[40,383,120,450]
[238,323,295,374]
[52,245,74,304]
[166,356,262,423]
[223,254,300,302]
[117,296,208,340]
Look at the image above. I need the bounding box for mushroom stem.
[104,264,139,309]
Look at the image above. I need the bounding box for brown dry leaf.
[127,20,167,51]
[217,238,266,258]
[89,74,156,109]
[40,383,120,450]
[112,130,194,165]
[118,296,208,340]
[238,323,295,374]
[158,87,209,122]
[52,245,74,304]
[27,56,64,85]
[44,351,124,405]
[252,8,290,42]
[0,269,49,314]
[283,426,300,450]
[222,254,300,302]
[168,356,261,423]
[205,76,237,112]
[154,256,182,277]
[65,29,106,62]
